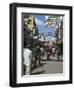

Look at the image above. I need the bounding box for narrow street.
[23,14,63,76]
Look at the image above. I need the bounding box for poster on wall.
[10,3,72,87]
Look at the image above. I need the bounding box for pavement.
[31,60,63,75]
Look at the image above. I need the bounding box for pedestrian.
[36,45,42,65]
[23,44,32,75]
[56,40,63,61]
[52,42,56,56]
[33,45,42,66]
[47,41,52,60]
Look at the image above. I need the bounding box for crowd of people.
[23,36,63,75]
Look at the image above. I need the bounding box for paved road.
[31,60,63,75]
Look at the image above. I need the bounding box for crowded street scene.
[22,14,63,75]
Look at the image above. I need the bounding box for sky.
[34,15,55,33]
[33,15,56,40]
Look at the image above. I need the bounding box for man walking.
[23,44,32,75]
